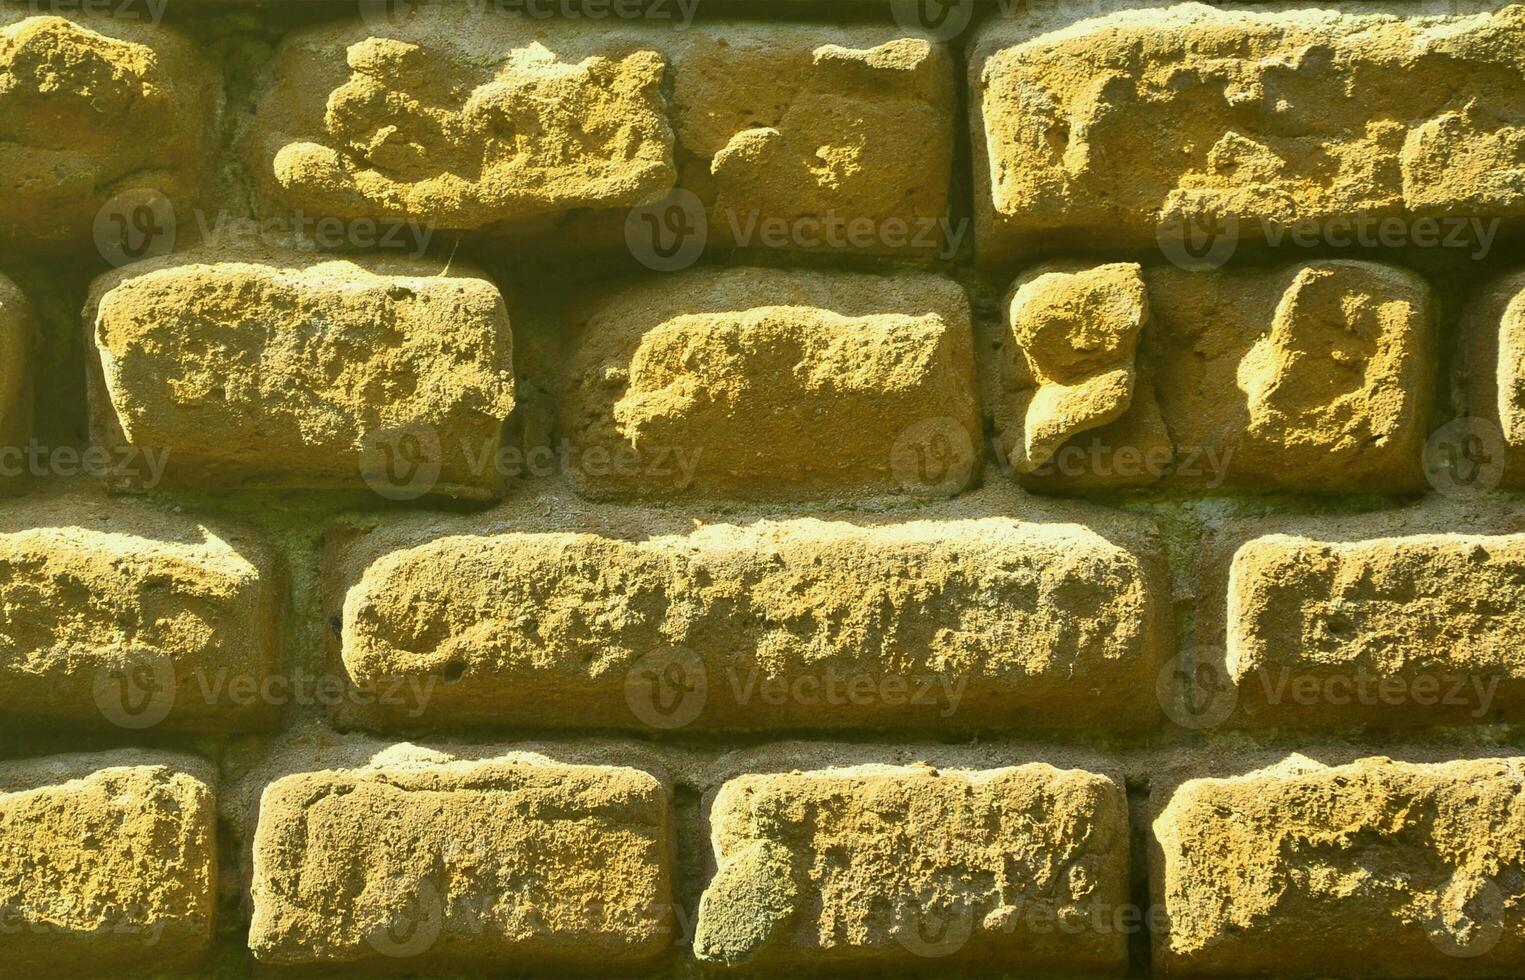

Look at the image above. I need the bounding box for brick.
[693,756,1130,971]
[248,749,673,971]
[249,11,673,233]
[1199,506,1525,726]
[563,267,980,500]
[0,10,218,253]
[0,491,283,733]
[85,248,515,497]
[1461,268,1525,487]
[999,260,1433,492]
[247,7,952,253]
[1153,755,1525,976]
[326,487,1167,732]
[668,24,954,256]
[0,273,34,452]
[969,2,1525,264]
[0,751,217,977]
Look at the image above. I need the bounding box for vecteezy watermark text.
[93,654,437,730]
[1159,210,1502,270]
[624,190,967,271]
[623,648,969,730]
[93,190,439,268]
[361,426,705,501]
[0,441,169,486]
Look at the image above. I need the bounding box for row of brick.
[7,486,1524,732]
[7,2,1525,262]
[3,251,1521,498]
[6,745,1522,976]
[2,253,1525,499]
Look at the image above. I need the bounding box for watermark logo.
[626,189,707,272]
[1156,648,1238,730]
[725,666,967,718]
[1251,667,1500,718]
[360,424,444,501]
[356,425,705,501]
[891,417,977,495]
[723,209,966,260]
[891,0,976,43]
[1424,417,1507,499]
[1157,208,1240,271]
[94,189,175,268]
[364,879,445,959]
[624,647,707,729]
[1425,876,1505,960]
[93,659,438,730]
[194,209,437,258]
[1158,208,1502,269]
[92,649,176,730]
[894,894,975,958]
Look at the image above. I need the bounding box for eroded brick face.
[1153,757,1525,976]
[4,1,1525,978]
[248,750,673,971]
[970,2,1525,265]
[693,758,1131,972]
[0,10,220,253]
[0,752,217,978]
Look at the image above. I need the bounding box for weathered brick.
[327,488,1167,733]
[693,753,1130,971]
[1462,268,1525,487]
[1153,755,1525,976]
[249,748,673,971]
[998,260,1433,492]
[247,7,952,253]
[85,248,515,497]
[0,10,219,253]
[0,491,283,732]
[0,751,217,977]
[563,267,980,500]
[669,24,953,255]
[970,2,1525,264]
[0,273,34,452]
[1192,506,1525,726]
[249,10,673,234]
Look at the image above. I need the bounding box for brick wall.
[3,0,1525,976]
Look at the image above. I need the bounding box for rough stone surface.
[0,10,219,253]
[248,747,673,971]
[668,24,954,255]
[1154,755,1525,976]
[693,758,1130,971]
[2,3,1522,978]
[999,261,1148,474]
[563,266,980,500]
[247,7,952,251]
[0,751,217,978]
[326,487,1168,732]
[970,1,1525,263]
[248,10,673,232]
[1193,505,1525,725]
[0,272,34,451]
[1462,268,1525,487]
[85,248,515,496]
[0,490,283,732]
[1002,260,1433,492]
